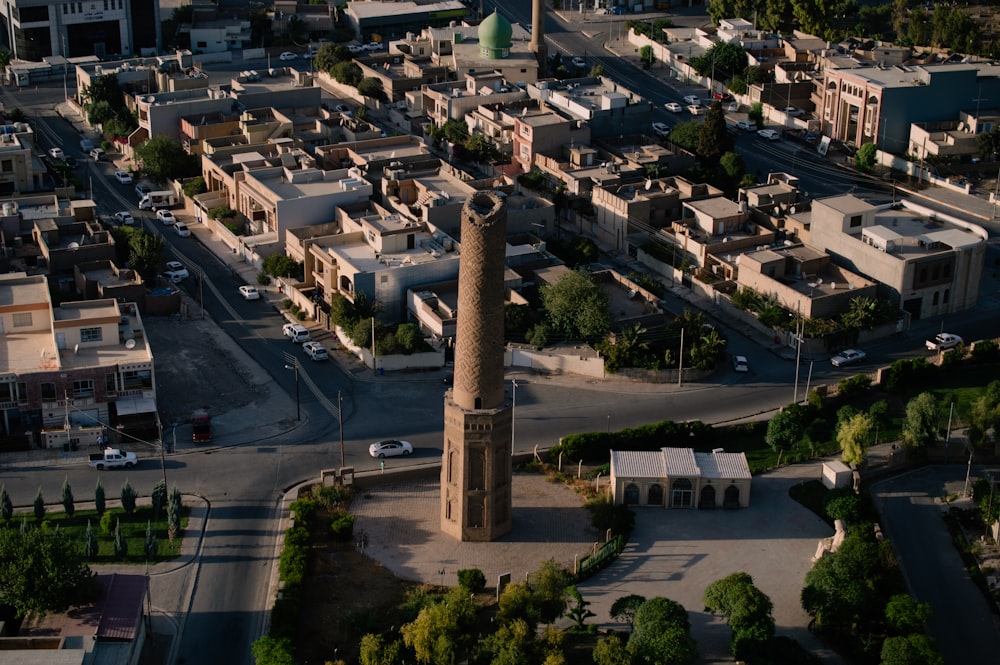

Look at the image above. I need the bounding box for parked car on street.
[114,170,133,184]
[665,102,683,113]
[165,261,188,278]
[64,157,78,169]
[687,104,706,116]
[135,183,151,198]
[831,348,866,367]
[737,120,757,131]
[368,439,413,458]
[156,209,176,225]
[571,56,587,69]
[303,341,329,361]
[926,332,963,351]
[365,41,383,51]
[48,147,64,160]
[282,322,310,343]
[732,355,750,373]
[783,106,805,117]
[333,104,353,116]
[88,447,137,470]
[279,51,297,61]
[757,128,780,141]
[683,95,700,105]
[114,211,135,226]
[174,222,191,237]
[239,285,261,300]
[652,122,670,137]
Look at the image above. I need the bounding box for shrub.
[823,488,862,524]
[970,339,999,362]
[256,272,271,286]
[585,495,635,535]
[457,568,487,593]
[837,374,872,400]
[100,508,120,535]
[207,205,235,220]
[289,497,317,528]
[279,533,308,585]
[295,311,306,321]
[182,177,207,197]
[312,484,348,509]
[329,513,355,541]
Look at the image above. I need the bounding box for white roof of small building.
[610,448,750,480]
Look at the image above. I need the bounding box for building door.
[903,297,922,321]
[670,478,693,507]
[623,484,639,505]
[647,484,663,506]
[724,485,741,509]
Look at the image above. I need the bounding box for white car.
[113,211,135,226]
[683,95,700,106]
[831,348,866,367]
[732,355,749,373]
[174,222,191,237]
[303,51,317,60]
[282,322,310,343]
[757,128,780,141]
[114,170,133,184]
[48,147,64,160]
[687,104,706,116]
[239,285,261,300]
[333,103,353,117]
[783,106,805,117]
[279,51,297,61]
[571,56,587,69]
[365,41,383,52]
[368,439,413,458]
[347,44,365,54]
[665,102,683,113]
[164,261,189,279]
[303,341,329,361]
[156,209,176,225]
[737,120,757,131]
[652,122,670,137]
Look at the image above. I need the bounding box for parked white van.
[90,147,106,161]
[282,322,310,343]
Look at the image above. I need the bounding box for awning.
[114,396,157,416]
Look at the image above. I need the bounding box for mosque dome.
[478,11,512,59]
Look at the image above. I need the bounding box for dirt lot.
[143,296,273,427]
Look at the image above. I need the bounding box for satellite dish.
[125,339,137,350]
[521,107,528,116]
[67,242,80,250]
[644,179,652,191]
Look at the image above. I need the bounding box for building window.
[77,2,82,12]
[104,0,108,8]
[12,312,32,327]
[943,289,950,304]
[80,327,103,343]
[73,379,94,398]
[849,215,862,228]
[64,4,68,13]
[932,291,939,306]
[0,383,14,402]
[121,370,151,389]
[1,159,12,172]
[107,374,117,393]
[40,382,57,400]
[197,41,208,48]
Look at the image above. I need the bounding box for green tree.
[182,176,207,197]
[498,580,541,630]
[593,633,632,665]
[880,634,944,665]
[82,73,125,109]
[400,586,477,664]
[395,322,422,353]
[315,43,352,74]
[720,151,745,179]
[1,485,12,522]
[113,519,128,560]
[703,572,775,654]
[33,487,45,522]
[83,520,98,559]
[479,617,537,664]
[456,568,486,593]
[144,521,157,560]
[610,593,647,626]
[129,229,166,284]
[151,480,167,520]
[263,254,301,279]
[801,531,883,632]
[855,142,877,174]
[837,412,874,466]
[628,597,698,665]
[120,479,137,515]
[884,594,932,635]
[765,403,807,453]
[0,525,97,617]
[530,559,571,624]
[691,42,748,82]
[95,479,106,516]
[331,61,363,86]
[61,477,75,518]
[134,134,197,181]
[359,633,402,665]
[697,102,731,162]
[540,269,611,343]
[86,100,115,126]
[563,585,595,630]
[250,635,297,665]
[103,116,136,141]
[902,392,939,449]
[357,76,388,103]
[168,485,182,542]
[668,121,701,152]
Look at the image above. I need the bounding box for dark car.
[64,157,78,169]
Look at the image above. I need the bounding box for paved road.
[872,467,1000,663]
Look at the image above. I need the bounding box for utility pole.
[338,390,345,468]
[677,327,684,387]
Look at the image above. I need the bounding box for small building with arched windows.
[610,448,752,509]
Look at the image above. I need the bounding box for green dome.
[479,11,513,51]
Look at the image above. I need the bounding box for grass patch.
[13,505,190,563]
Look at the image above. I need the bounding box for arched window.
[699,484,716,509]
[648,484,664,506]
[724,485,741,509]
[932,291,939,306]
[623,484,639,505]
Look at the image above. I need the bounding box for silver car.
[831,349,866,367]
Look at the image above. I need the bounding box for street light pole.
[338,390,345,468]
[284,361,300,421]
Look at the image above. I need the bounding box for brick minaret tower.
[530,0,547,76]
[441,192,512,542]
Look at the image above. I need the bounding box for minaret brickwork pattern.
[440,192,513,541]
[530,0,547,76]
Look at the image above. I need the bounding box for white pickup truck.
[925,333,963,352]
[88,447,137,470]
